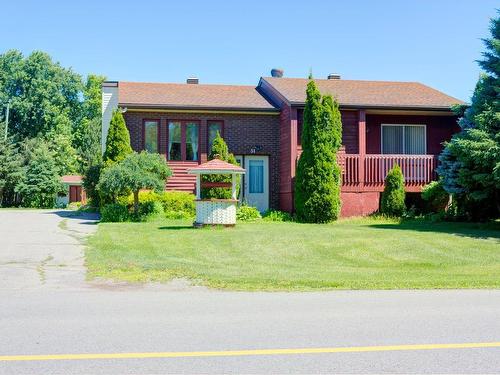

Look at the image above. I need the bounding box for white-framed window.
[381,124,426,155]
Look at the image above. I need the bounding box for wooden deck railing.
[337,153,438,190]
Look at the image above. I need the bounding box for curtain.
[404,125,426,154]
[249,160,264,193]
[186,123,198,161]
[382,126,404,154]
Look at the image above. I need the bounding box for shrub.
[380,165,406,216]
[236,205,262,221]
[135,200,164,221]
[262,210,294,222]
[294,81,342,223]
[67,202,82,210]
[100,203,129,222]
[421,180,449,213]
[83,164,102,207]
[122,190,195,219]
[201,132,240,199]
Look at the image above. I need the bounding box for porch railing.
[337,153,438,188]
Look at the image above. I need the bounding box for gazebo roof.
[187,158,245,175]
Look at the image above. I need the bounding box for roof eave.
[289,102,458,112]
[119,103,280,113]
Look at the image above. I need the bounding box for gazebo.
[187,158,245,226]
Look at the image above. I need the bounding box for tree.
[75,75,106,171]
[380,165,406,216]
[294,80,342,223]
[97,152,171,214]
[437,13,500,220]
[201,132,240,199]
[0,138,24,206]
[0,50,82,140]
[44,116,79,175]
[16,141,62,208]
[103,110,132,165]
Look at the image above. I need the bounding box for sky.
[0,0,497,102]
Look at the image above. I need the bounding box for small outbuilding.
[187,158,245,226]
[56,175,86,207]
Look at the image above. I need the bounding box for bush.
[100,203,129,222]
[135,200,164,221]
[421,180,449,213]
[83,164,102,207]
[67,202,82,210]
[380,165,406,216]
[236,205,262,221]
[122,190,195,219]
[262,210,294,222]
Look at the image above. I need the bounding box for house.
[101,71,462,216]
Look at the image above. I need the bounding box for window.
[381,124,426,155]
[249,160,264,193]
[168,121,181,160]
[168,121,200,161]
[185,122,199,161]
[144,120,159,153]
[207,121,223,154]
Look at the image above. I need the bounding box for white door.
[244,155,269,212]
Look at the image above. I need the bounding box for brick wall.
[123,111,281,209]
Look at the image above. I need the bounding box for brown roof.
[118,81,278,112]
[187,159,245,174]
[261,77,463,110]
[61,175,83,184]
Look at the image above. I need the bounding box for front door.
[243,155,269,212]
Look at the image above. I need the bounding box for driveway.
[0,209,99,290]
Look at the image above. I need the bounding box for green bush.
[262,210,294,222]
[67,202,82,210]
[122,190,195,219]
[135,200,164,221]
[421,181,449,213]
[380,165,406,216]
[100,203,129,222]
[236,205,262,221]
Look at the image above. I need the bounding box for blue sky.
[1,0,497,102]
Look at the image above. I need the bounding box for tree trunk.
[133,190,139,215]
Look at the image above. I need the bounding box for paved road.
[0,210,499,374]
[0,209,98,290]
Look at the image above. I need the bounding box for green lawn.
[86,217,500,290]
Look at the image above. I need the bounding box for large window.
[381,124,426,155]
[168,121,199,161]
[144,120,159,153]
[207,121,223,154]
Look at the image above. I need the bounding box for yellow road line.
[1,342,499,362]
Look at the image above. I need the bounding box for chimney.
[270,68,284,78]
[327,73,341,80]
[186,77,199,84]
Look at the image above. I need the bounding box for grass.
[86,217,500,291]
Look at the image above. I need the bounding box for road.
[0,210,499,374]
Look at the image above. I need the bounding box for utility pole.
[4,101,10,141]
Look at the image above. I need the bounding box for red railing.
[338,153,438,188]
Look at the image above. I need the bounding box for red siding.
[366,114,459,154]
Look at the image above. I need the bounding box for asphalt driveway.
[0,209,99,290]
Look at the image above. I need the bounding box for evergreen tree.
[201,132,239,199]
[103,110,132,165]
[380,165,406,216]
[437,13,500,220]
[16,141,62,208]
[294,80,342,223]
[0,138,24,206]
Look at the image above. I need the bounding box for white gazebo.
[187,158,245,226]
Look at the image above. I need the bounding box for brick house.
[101,72,462,216]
